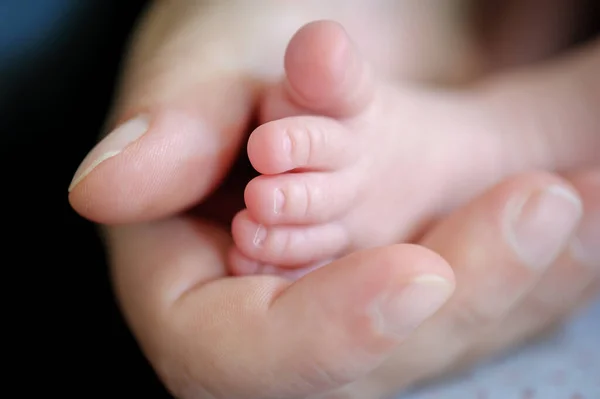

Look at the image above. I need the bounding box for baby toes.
[231,210,349,266]
[247,116,354,175]
[228,247,329,279]
[244,170,358,226]
[260,20,375,122]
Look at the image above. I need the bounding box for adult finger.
[476,37,599,177]
[339,171,584,398]
[68,1,261,224]
[106,218,454,399]
[464,169,599,362]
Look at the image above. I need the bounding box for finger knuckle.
[450,301,499,332]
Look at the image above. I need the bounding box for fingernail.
[506,185,582,269]
[68,114,150,192]
[371,275,453,338]
[571,210,600,267]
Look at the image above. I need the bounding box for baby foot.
[228,20,598,275]
[226,20,483,275]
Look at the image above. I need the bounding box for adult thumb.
[68,1,261,224]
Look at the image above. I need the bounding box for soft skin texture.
[228,21,599,272]
[68,1,600,398]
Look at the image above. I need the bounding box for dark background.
[1,0,597,397]
[1,0,169,396]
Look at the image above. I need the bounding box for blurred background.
[0,0,169,396]
[1,0,597,397]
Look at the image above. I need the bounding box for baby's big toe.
[277,20,374,119]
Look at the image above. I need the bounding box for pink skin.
[228,20,600,275]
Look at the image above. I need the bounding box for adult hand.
[67,1,599,398]
[97,168,600,399]
[327,170,599,398]
[68,3,459,398]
